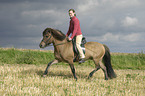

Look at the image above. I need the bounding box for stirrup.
[79,58,85,64]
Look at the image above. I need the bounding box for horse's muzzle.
[39,42,45,48]
[39,44,43,48]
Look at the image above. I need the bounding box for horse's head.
[39,28,53,48]
[39,28,66,48]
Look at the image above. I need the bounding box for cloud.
[122,16,138,27]
[0,0,145,53]
[122,33,142,42]
[100,33,120,42]
[77,0,99,12]
[112,0,140,8]
[86,31,145,53]
[21,10,55,18]
[87,32,144,43]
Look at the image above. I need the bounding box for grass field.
[0,48,145,95]
[0,48,145,70]
[0,64,145,96]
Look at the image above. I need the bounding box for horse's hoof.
[43,74,47,77]
[74,77,78,81]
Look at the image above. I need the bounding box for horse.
[39,28,117,81]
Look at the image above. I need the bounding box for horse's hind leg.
[99,61,109,80]
[88,59,100,79]
[43,59,58,77]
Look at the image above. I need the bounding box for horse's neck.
[53,38,72,52]
[53,38,66,45]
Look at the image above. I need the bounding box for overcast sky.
[0,0,145,53]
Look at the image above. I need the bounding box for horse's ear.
[46,28,52,33]
[50,28,54,34]
[43,28,51,36]
[50,28,57,38]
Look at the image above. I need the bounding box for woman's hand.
[67,37,72,42]
[68,37,72,41]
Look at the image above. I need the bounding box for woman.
[66,9,85,63]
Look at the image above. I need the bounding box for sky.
[0,0,145,53]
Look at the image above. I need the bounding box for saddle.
[72,36,87,62]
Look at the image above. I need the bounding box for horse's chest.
[54,51,64,61]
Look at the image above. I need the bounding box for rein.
[47,42,67,47]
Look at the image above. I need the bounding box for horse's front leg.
[43,59,58,77]
[69,64,77,81]
[67,60,77,81]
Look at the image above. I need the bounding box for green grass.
[0,48,54,65]
[0,48,145,70]
[111,52,145,70]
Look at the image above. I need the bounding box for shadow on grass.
[20,67,92,80]
[36,69,89,79]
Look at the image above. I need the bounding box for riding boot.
[79,58,85,64]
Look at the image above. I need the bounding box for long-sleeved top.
[66,16,82,39]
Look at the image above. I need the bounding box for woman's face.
[69,10,75,18]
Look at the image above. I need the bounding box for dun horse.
[39,28,116,80]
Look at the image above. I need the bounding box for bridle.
[42,32,66,46]
[42,32,52,46]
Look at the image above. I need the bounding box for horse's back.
[85,42,105,59]
[85,42,104,49]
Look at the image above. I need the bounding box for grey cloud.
[0,0,145,53]
[77,0,145,35]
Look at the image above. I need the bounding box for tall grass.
[0,48,54,65]
[0,48,145,70]
[111,52,145,70]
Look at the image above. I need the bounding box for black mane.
[43,28,66,41]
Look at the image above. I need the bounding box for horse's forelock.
[43,28,51,36]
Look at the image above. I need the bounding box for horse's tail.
[103,44,117,79]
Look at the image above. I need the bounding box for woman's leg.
[76,35,85,59]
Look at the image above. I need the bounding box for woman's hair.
[69,9,76,16]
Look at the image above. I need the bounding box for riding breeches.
[76,35,85,59]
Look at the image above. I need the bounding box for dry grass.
[0,64,145,96]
